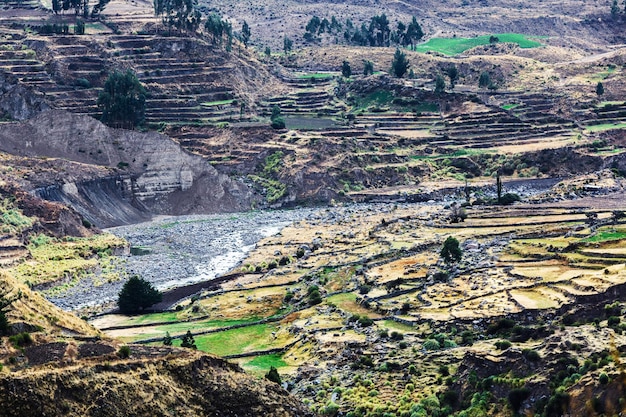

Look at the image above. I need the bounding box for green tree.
[363,60,374,76]
[611,0,620,17]
[391,48,410,78]
[404,16,424,50]
[74,19,85,35]
[98,70,146,129]
[181,330,197,349]
[264,46,271,57]
[283,36,293,54]
[446,65,459,89]
[270,105,285,129]
[596,81,605,96]
[241,20,251,47]
[154,0,200,32]
[341,60,352,78]
[163,331,173,346]
[434,75,446,94]
[478,71,491,88]
[117,275,162,314]
[440,236,462,263]
[265,366,282,384]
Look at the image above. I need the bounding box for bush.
[494,340,512,350]
[181,330,197,349]
[599,372,609,385]
[75,78,91,88]
[499,193,520,205]
[423,339,440,350]
[9,332,32,348]
[522,349,541,362]
[117,275,162,314]
[508,387,530,412]
[117,345,130,358]
[265,366,281,384]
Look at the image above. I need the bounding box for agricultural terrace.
[95,192,626,414]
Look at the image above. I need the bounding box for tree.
[283,36,293,54]
[391,48,410,78]
[441,236,462,263]
[265,366,282,384]
[270,105,285,129]
[163,331,173,346]
[90,0,110,17]
[154,0,200,32]
[181,330,197,349]
[341,60,352,78]
[404,16,423,50]
[264,46,271,57]
[446,65,459,89]
[596,81,605,96]
[496,171,503,204]
[98,70,146,129]
[479,71,491,88]
[611,0,620,17]
[117,275,162,314]
[434,75,446,94]
[74,19,85,35]
[241,20,251,47]
[363,60,374,76]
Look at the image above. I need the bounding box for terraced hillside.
[93,181,626,416]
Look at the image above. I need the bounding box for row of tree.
[51,0,110,18]
[304,14,424,49]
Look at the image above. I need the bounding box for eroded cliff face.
[0,110,253,227]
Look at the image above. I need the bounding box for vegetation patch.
[415,33,543,55]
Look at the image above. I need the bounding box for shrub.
[522,349,541,362]
[9,332,32,348]
[423,339,440,350]
[494,340,512,350]
[508,387,530,412]
[599,372,609,385]
[265,366,281,384]
[180,330,197,349]
[117,345,130,358]
[75,78,91,88]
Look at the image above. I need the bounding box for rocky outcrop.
[0,110,254,227]
[0,350,315,417]
[0,71,49,121]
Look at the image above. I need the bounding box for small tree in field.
[363,60,374,76]
[265,366,282,384]
[98,70,146,129]
[596,81,604,96]
[391,48,410,78]
[181,330,197,349]
[341,60,352,78]
[441,236,462,263]
[117,275,162,314]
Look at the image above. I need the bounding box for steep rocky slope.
[0,110,254,227]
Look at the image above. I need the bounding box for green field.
[182,323,282,356]
[415,33,543,56]
[297,72,336,79]
[585,123,626,132]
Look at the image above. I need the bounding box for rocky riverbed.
[48,209,318,312]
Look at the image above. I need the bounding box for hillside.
[0,0,624,416]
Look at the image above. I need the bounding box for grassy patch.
[187,323,281,356]
[242,353,288,372]
[585,123,626,132]
[201,99,235,107]
[502,104,520,111]
[297,73,335,80]
[8,233,126,287]
[582,229,626,243]
[415,33,543,56]
[0,199,34,234]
